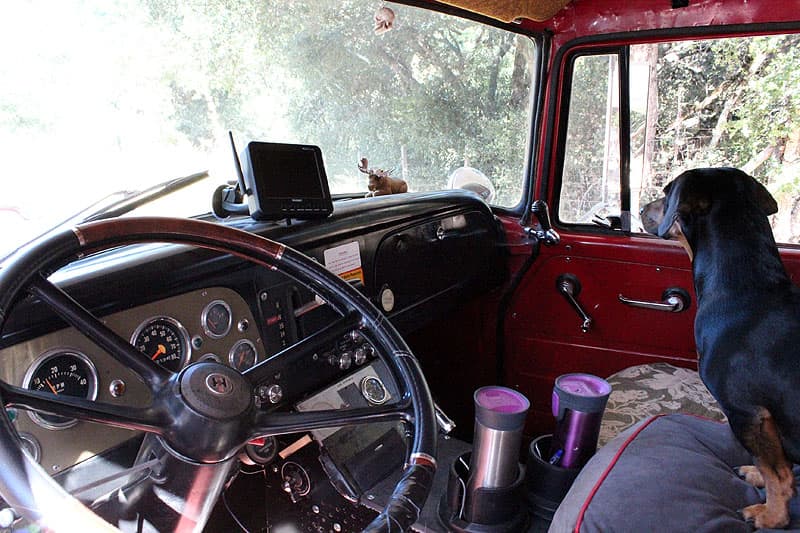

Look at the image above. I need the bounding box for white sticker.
[380,287,395,312]
[323,241,364,284]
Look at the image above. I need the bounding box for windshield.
[0,1,535,258]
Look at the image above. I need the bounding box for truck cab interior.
[2,0,800,531]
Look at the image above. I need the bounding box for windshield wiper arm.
[80,170,210,223]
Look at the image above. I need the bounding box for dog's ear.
[746,176,778,216]
[657,181,682,238]
[657,173,711,238]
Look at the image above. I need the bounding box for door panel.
[503,216,800,436]
[502,227,695,435]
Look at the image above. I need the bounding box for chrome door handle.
[556,274,592,333]
[618,288,690,313]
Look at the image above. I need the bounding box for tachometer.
[131,316,190,373]
[22,349,98,430]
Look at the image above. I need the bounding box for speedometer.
[22,349,98,430]
[131,316,190,373]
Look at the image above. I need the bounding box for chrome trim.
[228,339,258,371]
[618,289,689,313]
[274,244,286,262]
[18,432,41,463]
[130,316,191,372]
[360,376,388,405]
[72,226,87,247]
[200,299,232,339]
[409,452,437,468]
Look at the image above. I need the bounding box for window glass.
[0,2,535,259]
[560,54,620,225]
[560,34,800,242]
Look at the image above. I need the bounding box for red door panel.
[500,212,800,437]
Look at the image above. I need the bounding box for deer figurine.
[358,158,408,197]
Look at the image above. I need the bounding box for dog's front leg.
[736,408,795,529]
[738,465,765,487]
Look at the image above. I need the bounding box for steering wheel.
[0,217,437,532]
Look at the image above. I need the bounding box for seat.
[598,362,726,447]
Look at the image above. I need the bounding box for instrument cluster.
[0,286,263,473]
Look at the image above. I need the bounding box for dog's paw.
[741,503,790,529]
[737,465,766,487]
[737,509,757,531]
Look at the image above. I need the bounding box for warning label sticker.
[323,241,364,284]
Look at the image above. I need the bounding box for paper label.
[323,241,364,284]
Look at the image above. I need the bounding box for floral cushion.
[598,362,726,447]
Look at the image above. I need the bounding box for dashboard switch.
[109,379,126,398]
[337,352,353,370]
[266,384,283,404]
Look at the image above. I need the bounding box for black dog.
[641,167,800,529]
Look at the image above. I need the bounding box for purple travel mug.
[550,373,611,469]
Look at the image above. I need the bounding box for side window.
[560,54,620,225]
[559,34,800,243]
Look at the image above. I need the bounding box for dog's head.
[641,168,778,259]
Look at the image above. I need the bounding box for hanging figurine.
[359,158,408,197]
[373,6,395,35]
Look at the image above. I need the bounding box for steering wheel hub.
[179,362,251,419]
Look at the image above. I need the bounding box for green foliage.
[561,54,615,221]
[253,2,533,203]
[561,34,800,238]
[650,35,800,188]
[125,0,534,204]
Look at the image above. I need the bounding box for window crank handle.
[556,274,593,333]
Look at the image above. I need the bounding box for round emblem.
[205,372,233,396]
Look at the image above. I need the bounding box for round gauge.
[200,353,221,364]
[360,376,389,405]
[131,317,190,373]
[22,349,98,430]
[243,436,278,465]
[201,300,232,339]
[228,339,258,372]
[18,432,41,462]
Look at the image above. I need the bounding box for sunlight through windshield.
[0,1,534,258]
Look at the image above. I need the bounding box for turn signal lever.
[434,402,456,435]
[524,200,560,246]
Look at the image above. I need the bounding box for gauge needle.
[45,379,58,395]
[151,344,166,360]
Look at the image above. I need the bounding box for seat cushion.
[550,414,800,533]
[599,362,726,447]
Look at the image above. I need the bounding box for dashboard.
[0,287,263,473]
[0,190,505,512]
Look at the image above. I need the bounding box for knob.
[266,384,283,404]
[337,352,353,370]
[353,346,368,365]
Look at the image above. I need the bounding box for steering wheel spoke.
[1,382,165,434]
[243,309,362,385]
[249,398,412,439]
[27,275,171,389]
